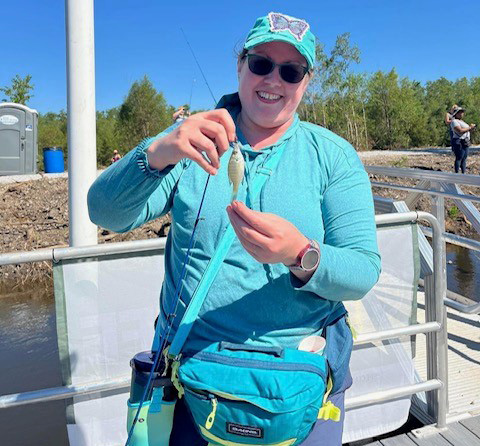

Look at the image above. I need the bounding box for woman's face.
[237,41,310,129]
[457,111,465,119]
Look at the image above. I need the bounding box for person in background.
[88,11,381,445]
[172,106,188,123]
[110,150,121,164]
[450,106,476,174]
[445,104,458,148]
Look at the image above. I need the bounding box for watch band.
[289,239,320,272]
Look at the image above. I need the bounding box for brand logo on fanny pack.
[226,422,263,438]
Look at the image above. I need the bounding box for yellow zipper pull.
[205,397,218,430]
[346,316,358,341]
[171,359,184,399]
[318,400,342,422]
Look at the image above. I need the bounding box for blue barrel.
[43,147,64,173]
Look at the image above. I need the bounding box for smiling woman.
[236,40,312,148]
[87,11,381,446]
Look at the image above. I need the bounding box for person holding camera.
[445,104,458,148]
[450,106,476,173]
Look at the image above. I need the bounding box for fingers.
[179,109,236,175]
[237,237,263,262]
[228,213,263,262]
[200,109,236,142]
[229,201,271,237]
[194,120,230,157]
[192,131,220,169]
[227,205,271,247]
[185,139,218,175]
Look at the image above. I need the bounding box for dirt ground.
[364,149,480,239]
[0,178,171,291]
[1,149,479,290]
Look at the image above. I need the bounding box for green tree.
[424,77,456,146]
[398,78,428,148]
[0,74,34,105]
[97,108,121,166]
[302,33,360,128]
[366,70,406,149]
[467,77,480,143]
[323,73,369,150]
[117,75,170,150]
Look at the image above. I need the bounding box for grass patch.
[447,206,460,219]
[392,156,409,168]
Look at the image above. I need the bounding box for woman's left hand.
[226,201,309,266]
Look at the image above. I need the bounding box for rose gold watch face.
[302,248,319,270]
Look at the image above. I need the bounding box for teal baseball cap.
[244,12,315,69]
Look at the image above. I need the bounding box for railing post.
[418,212,449,430]
[423,273,438,419]
[429,183,448,420]
[430,182,445,235]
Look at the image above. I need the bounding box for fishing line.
[188,78,196,110]
[127,28,225,443]
[126,173,212,446]
[181,27,217,106]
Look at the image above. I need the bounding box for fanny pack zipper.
[188,351,326,380]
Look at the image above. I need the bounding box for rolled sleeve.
[292,144,381,301]
[87,125,185,233]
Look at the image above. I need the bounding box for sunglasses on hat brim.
[245,54,309,84]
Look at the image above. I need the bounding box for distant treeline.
[39,76,176,167]
[37,34,480,166]
[298,34,480,151]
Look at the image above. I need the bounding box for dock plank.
[350,413,480,446]
[379,435,417,445]
[440,422,480,446]
[414,292,480,417]
[407,432,452,446]
[459,416,480,439]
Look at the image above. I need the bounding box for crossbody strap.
[167,142,287,357]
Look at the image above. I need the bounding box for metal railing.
[367,165,480,314]
[0,212,449,430]
[0,237,167,266]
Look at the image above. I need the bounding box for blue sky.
[1,0,479,114]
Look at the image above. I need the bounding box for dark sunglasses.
[245,54,309,84]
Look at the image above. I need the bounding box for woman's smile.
[256,90,283,103]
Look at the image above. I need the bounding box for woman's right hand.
[147,109,236,175]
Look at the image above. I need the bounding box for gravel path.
[359,146,480,160]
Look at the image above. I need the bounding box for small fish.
[227,141,245,202]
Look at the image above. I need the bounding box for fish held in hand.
[228,141,245,202]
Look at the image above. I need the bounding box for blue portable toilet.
[43,147,65,173]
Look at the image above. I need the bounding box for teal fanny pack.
[128,141,343,445]
[162,141,343,444]
[171,341,330,445]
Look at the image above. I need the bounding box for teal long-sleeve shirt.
[88,93,381,350]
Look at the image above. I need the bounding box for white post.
[65,0,98,246]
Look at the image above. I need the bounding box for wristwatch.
[288,239,320,272]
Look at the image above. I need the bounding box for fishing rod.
[126,180,211,441]
[188,78,196,111]
[181,27,217,106]
[126,26,224,446]
[126,173,212,446]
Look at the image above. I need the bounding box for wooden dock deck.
[358,414,480,445]
[415,291,480,417]
[348,288,480,445]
